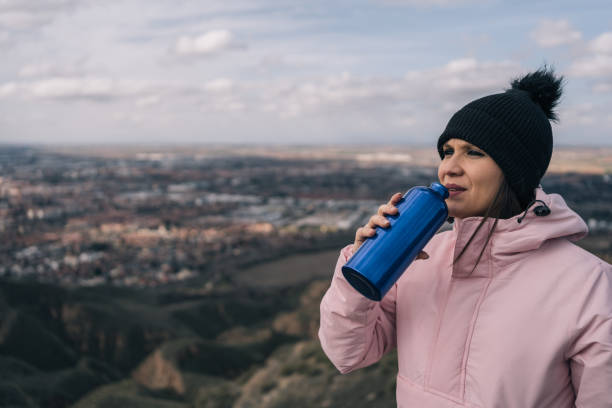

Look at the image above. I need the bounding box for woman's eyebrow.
[462,143,479,150]
[443,143,469,149]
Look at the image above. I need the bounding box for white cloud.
[569,32,612,80]
[0,58,525,141]
[593,82,612,93]
[377,0,488,6]
[206,98,245,113]
[1,0,610,145]
[174,29,245,57]
[561,103,598,126]
[29,77,115,99]
[531,19,582,47]
[407,58,519,98]
[19,63,56,78]
[0,10,52,29]
[204,78,234,92]
[0,0,76,12]
[0,0,78,29]
[569,54,612,78]
[0,81,16,97]
[2,74,245,111]
[135,95,160,107]
[589,32,612,55]
[18,60,88,78]
[5,77,159,101]
[259,58,519,123]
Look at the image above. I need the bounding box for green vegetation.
[2,260,389,408]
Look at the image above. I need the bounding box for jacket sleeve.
[566,260,612,406]
[318,244,397,374]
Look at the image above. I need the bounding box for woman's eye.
[443,149,453,156]
[468,150,484,157]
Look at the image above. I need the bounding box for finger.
[368,215,386,229]
[389,192,403,204]
[355,226,371,241]
[370,214,391,228]
[362,226,377,237]
[377,204,387,216]
[378,203,399,216]
[355,227,364,240]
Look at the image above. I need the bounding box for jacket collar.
[450,187,588,278]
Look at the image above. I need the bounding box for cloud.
[530,19,582,47]
[29,77,118,100]
[569,32,612,81]
[589,32,612,55]
[376,0,488,6]
[561,103,599,126]
[0,0,81,51]
[1,58,523,136]
[1,77,159,102]
[569,54,612,78]
[0,82,16,97]
[0,0,78,30]
[593,82,612,93]
[173,29,246,57]
[18,60,88,78]
[0,10,51,29]
[0,0,76,12]
[1,74,244,111]
[200,78,245,113]
[259,58,519,122]
[135,95,161,107]
[251,58,519,138]
[426,58,516,95]
[204,78,234,92]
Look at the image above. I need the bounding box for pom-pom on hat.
[437,66,563,208]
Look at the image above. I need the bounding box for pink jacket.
[319,188,612,407]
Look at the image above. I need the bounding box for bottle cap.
[430,182,449,199]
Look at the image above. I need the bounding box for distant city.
[1,145,611,287]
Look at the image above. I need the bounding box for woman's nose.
[439,156,463,178]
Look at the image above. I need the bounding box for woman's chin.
[446,202,477,219]
[447,208,468,219]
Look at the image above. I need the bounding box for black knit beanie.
[437,67,563,208]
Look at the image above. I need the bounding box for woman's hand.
[352,192,429,260]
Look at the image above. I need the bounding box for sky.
[1,0,611,146]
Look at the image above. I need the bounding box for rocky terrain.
[0,246,403,408]
[2,234,611,408]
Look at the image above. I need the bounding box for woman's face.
[437,138,504,219]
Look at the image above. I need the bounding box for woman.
[318,68,612,407]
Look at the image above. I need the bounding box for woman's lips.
[445,184,467,198]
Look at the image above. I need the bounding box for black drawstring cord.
[517,199,551,223]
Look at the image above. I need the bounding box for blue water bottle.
[342,182,449,301]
